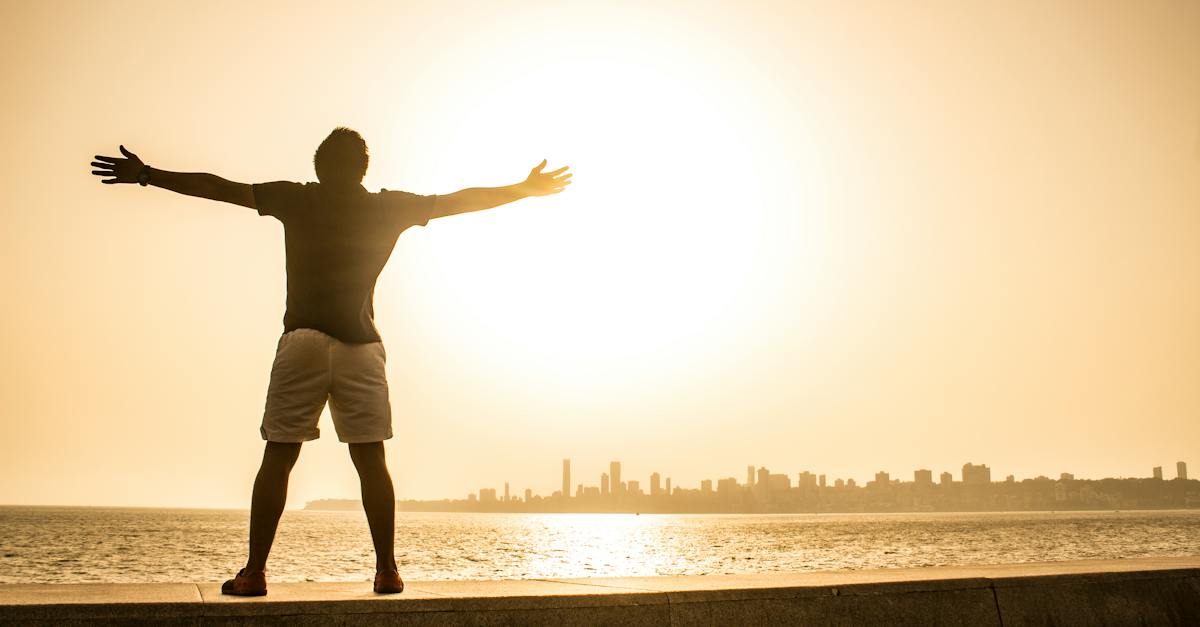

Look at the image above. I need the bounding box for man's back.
[254,181,437,344]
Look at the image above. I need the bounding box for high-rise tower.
[962,463,991,485]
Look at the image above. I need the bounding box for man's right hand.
[88,146,256,208]
[91,145,145,184]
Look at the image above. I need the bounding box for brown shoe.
[374,570,404,594]
[221,568,267,596]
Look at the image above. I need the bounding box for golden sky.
[1,1,1197,508]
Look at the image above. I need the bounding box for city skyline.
[471,457,1193,505]
[306,456,1198,514]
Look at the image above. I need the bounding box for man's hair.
[313,127,369,186]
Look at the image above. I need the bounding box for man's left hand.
[521,160,571,196]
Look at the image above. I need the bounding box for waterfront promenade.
[1,556,1197,625]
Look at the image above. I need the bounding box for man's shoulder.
[253,180,316,198]
[253,181,316,218]
[254,180,313,188]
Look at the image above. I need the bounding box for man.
[90,128,570,595]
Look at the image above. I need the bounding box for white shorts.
[260,328,392,443]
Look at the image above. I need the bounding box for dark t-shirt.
[253,181,436,344]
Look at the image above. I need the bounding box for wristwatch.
[137,165,152,187]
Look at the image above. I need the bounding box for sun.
[372,8,805,396]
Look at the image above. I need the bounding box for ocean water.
[1,507,1198,584]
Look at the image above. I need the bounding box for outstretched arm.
[431,160,571,220]
[91,145,256,209]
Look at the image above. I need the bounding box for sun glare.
[386,31,786,391]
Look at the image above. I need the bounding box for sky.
[1,0,1197,508]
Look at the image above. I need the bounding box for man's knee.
[262,441,302,471]
[348,441,387,471]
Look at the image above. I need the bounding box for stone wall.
[2,557,1197,626]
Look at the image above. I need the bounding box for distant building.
[601,472,610,496]
[914,469,933,486]
[747,465,756,488]
[818,474,826,488]
[583,486,599,498]
[1153,466,1163,480]
[767,473,791,492]
[562,459,571,499]
[666,477,672,496]
[524,488,532,502]
[504,482,510,502]
[940,472,953,485]
[1005,475,1015,483]
[834,478,845,489]
[798,471,817,489]
[576,484,584,497]
[610,461,622,496]
[872,471,890,487]
[846,478,857,488]
[627,480,641,496]
[1179,461,1189,480]
[701,479,713,493]
[962,463,991,485]
[1060,473,1074,482]
[717,477,739,497]
[650,472,661,496]
[468,493,477,503]
[480,488,497,502]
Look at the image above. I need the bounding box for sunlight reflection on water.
[1,508,1198,584]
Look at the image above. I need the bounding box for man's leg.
[246,441,303,572]
[348,442,396,573]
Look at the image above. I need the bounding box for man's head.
[313,127,369,187]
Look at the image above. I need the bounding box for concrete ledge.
[1,557,1197,626]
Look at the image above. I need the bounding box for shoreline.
[3,557,1198,625]
[309,503,1200,514]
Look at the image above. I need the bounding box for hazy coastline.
[307,476,1200,514]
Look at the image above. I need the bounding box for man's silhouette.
[90,128,570,595]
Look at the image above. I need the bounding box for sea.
[1,507,1198,584]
